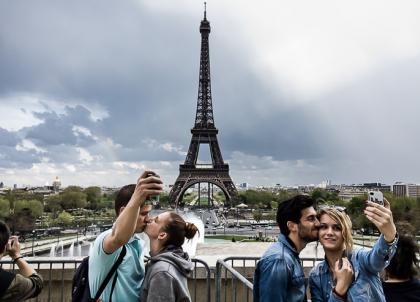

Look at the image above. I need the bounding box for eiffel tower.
[169,5,238,208]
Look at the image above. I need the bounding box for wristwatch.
[386,232,399,245]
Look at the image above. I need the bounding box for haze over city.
[1,0,420,188]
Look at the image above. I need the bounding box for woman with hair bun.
[140,212,199,302]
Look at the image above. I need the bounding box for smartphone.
[145,172,161,205]
[368,191,384,206]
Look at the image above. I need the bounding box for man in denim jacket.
[253,195,320,302]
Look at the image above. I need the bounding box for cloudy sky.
[1,0,420,188]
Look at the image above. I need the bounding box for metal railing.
[215,256,321,302]
[0,257,212,302]
[215,257,258,302]
[189,258,212,302]
[0,258,81,302]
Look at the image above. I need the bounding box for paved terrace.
[196,241,326,267]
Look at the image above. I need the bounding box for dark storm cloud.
[0,146,42,169]
[0,128,41,169]
[24,105,97,147]
[0,127,20,146]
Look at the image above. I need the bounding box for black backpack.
[72,246,126,302]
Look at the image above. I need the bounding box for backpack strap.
[93,245,127,301]
[109,271,118,302]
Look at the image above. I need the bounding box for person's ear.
[287,221,298,233]
[158,231,167,241]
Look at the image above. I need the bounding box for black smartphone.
[145,172,161,204]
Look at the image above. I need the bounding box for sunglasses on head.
[319,205,347,214]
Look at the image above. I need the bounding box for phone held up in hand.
[368,191,384,206]
[145,172,160,205]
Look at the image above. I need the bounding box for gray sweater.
[140,246,193,302]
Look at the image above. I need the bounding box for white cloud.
[76,147,96,164]
[64,164,77,172]
[213,1,420,100]
[16,139,46,153]
[72,125,94,138]
[142,139,186,156]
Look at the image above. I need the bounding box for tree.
[311,189,339,205]
[61,191,87,209]
[239,190,275,208]
[253,209,263,223]
[14,199,43,218]
[57,211,74,226]
[158,193,170,207]
[0,198,10,219]
[4,190,16,211]
[346,197,366,216]
[44,194,63,217]
[8,208,35,233]
[84,186,101,209]
[7,199,44,232]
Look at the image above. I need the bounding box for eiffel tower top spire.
[194,2,215,130]
[204,2,207,20]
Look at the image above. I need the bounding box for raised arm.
[360,198,398,272]
[7,236,36,277]
[103,171,163,253]
[364,198,397,243]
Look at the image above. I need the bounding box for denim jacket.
[253,234,306,302]
[309,234,398,302]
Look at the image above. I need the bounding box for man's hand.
[131,170,163,206]
[364,198,397,242]
[6,236,21,259]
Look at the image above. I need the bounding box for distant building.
[52,176,61,192]
[238,183,250,190]
[393,182,419,198]
[0,182,3,188]
[337,183,391,201]
[318,179,332,189]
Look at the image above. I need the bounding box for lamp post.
[31,230,36,256]
[76,224,79,245]
[236,208,239,227]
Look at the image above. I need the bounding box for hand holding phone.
[6,236,20,258]
[145,172,161,204]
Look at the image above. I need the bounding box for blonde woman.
[309,199,398,301]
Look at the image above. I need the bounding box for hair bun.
[184,222,199,239]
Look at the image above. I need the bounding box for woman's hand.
[364,198,397,242]
[334,257,353,296]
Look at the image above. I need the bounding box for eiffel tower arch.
[169,6,239,208]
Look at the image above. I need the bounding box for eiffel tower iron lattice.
[169,7,239,208]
